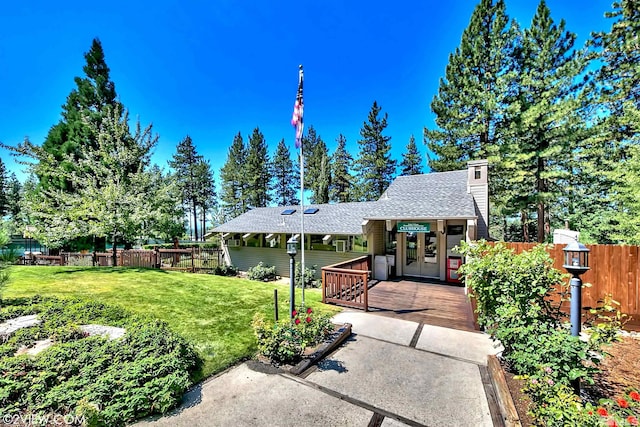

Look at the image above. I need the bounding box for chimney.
[467,159,489,240]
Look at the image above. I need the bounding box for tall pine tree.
[301,125,330,204]
[0,158,7,217]
[220,132,248,218]
[505,0,586,242]
[272,139,299,206]
[425,0,513,172]
[40,38,121,191]
[587,0,640,243]
[354,101,397,201]
[400,135,423,175]
[245,127,271,208]
[330,134,354,203]
[169,135,203,240]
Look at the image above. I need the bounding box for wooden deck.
[366,278,479,332]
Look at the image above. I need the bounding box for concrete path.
[133,310,503,427]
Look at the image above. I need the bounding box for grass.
[3,265,339,380]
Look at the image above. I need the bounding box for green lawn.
[4,266,339,379]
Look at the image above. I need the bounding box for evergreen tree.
[0,158,7,217]
[272,139,299,206]
[220,132,248,218]
[300,125,330,203]
[425,0,513,172]
[194,159,216,239]
[245,127,271,208]
[354,101,397,201]
[586,0,640,243]
[330,134,354,203]
[400,135,423,175]
[6,173,22,220]
[314,152,331,204]
[505,0,586,242]
[169,135,206,241]
[39,38,121,191]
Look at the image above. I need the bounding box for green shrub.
[295,264,318,288]
[252,315,302,365]
[214,264,238,276]
[458,240,631,426]
[252,308,334,365]
[457,241,566,334]
[247,262,277,282]
[0,296,202,426]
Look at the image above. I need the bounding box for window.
[352,235,368,253]
[281,209,296,215]
[474,167,481,180]
[304,208,319,214]
[385,227,397,255]
[424,231,437,262]
[310,234,334,251]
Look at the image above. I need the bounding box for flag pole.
[292,64,306,308]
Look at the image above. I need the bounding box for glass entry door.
[404,231,439,278]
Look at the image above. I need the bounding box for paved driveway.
[133,310,502,427]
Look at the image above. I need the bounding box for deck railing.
[321,255,371,311]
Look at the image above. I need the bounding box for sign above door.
[397,222,431,233]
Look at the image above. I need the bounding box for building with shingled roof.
[211,160,488,282]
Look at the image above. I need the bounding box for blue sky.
[0,1,611,184]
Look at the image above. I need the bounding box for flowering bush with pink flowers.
[252,307,333,365]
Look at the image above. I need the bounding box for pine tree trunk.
[521,211,529,242]
[537,157,545,243]
[192,199,198,241]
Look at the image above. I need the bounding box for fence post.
[154,247,160,269]
[321,269,326,303]
[363,272,368,312]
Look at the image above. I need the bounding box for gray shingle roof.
[212,169,476,235]
[212,201,380,235]
[365,170,476,219]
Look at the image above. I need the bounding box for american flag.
[291,65,304,149]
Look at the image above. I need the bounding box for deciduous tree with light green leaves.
[18,106,177,265]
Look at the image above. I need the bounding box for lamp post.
[287,236,298,320]
[562,240,590,337]
[562,240,590,394]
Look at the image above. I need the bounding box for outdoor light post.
[287,236,298,319]
[562,240,590,394]
[562,240,591,337]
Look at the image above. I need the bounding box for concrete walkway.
[133,310,503,427]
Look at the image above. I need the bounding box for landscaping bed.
[498,333,640,427]
[0,297,202,426]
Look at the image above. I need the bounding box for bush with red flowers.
[252,306,334,365]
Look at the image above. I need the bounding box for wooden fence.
[22,247,223,273]
[496,243,640,327]
[321,255,371,311]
